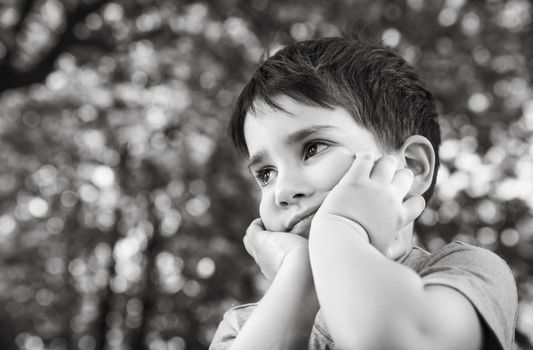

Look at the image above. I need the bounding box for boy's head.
[230,37,441,238]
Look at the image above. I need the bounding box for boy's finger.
[247,218,264,233]
[370,156,397,183]
[392,168,415,199]
[342,152,375,183]
[386,234,407,260]
[243,233,256,257]
[244,218,266,254]
[401,195,426,226]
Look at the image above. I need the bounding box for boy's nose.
[274,172,313,208]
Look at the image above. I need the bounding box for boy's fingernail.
[387,245,401,259]
[387,237,405,259]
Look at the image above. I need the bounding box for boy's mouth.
[287,207,320,236]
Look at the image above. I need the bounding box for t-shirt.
[209,241,518,350]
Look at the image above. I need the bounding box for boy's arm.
[309,155,483,350]
[230,249,319,350]
[310,219,482,350]
[228,221,320,350]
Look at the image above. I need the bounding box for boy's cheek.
[315,147,384,189]
[313,150,355,189]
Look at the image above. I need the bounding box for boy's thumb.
[386,235,406,260]
[403,195,426,226]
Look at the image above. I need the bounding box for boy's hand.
[243,219,309,280]
[314,153,426,257]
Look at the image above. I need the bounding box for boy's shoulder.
[403,241,518,350]
[403,240,517,315]
[404,240,515,280]
[402,240,513,273]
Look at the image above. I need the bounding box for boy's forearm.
[230,251,319,350]
[309,216,427,350]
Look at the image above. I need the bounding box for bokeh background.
[0,0,532,349]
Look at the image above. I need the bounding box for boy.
[210,37,517,350]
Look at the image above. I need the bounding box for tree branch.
[13,0,36,35]
[0,0,35,66]
[0,0,112,93]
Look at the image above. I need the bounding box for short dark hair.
[230,37,441,201]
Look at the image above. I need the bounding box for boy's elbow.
[358,309,482,350]
[333,333,372,350]
[331,324,400,350]
[332,318,434,350]
[333,334,395,350]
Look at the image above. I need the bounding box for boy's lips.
[287,207,320,235]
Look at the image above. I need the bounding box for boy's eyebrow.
[247,151,267,172]
[284,125,335,145]
[247,125,336,170]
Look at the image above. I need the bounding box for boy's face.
[244,95,382,237]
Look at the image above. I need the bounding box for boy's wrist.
[277,247,318,306]
[281,246,312,275]
[280,247,316,287]
[311,214,370,243]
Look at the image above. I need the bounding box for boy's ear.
[399,135,435,196]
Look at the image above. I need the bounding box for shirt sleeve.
[209,303,257,350]
[418,242,518,350]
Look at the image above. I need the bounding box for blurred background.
[0,0,532,349]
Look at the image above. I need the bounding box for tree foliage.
[0,0,532,349]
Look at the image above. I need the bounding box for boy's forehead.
[243,97,382,158]
[243,100,342,143]
[249,95,319,118]
[244,95,365,133]
[243,98,326,149]
[244,96,344,133]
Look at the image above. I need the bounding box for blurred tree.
[0,0,113,92]
[0,0,532,349]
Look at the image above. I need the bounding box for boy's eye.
[304,141,329,160]
[254,168,274,186]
